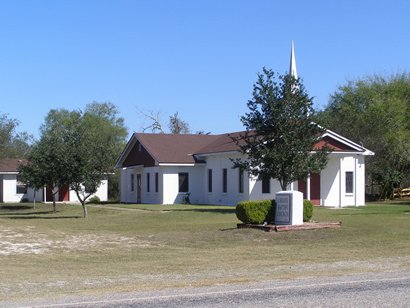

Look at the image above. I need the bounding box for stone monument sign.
[275,191,303,225]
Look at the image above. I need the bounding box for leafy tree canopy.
[0,113,32,160]
[315,73,410,198]
[233,68,329,190]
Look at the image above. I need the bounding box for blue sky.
[1,0,409,138]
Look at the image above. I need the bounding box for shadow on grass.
[7,215,83,220]
[0,211,55,216]
[220,227,238,231]
[162,208,236,214]
[0,205,34,210]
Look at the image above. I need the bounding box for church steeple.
[289,40,298,79]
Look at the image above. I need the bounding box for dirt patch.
[0,226,163,255]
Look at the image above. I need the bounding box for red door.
[298,179,307,199]
[310,173,321,205]
[298,173,321,205]
[59,185,70,201]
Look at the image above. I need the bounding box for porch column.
[339,157,343,208]
[354,156,358,207]
[306,173,311,200]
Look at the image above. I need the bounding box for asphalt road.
[8,271,410,308]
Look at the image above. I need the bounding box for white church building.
[116,44,374,207]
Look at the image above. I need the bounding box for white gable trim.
[115,134,137,168]
[323,129,374,156]
[158,163,197,167]
[115,133,159,168]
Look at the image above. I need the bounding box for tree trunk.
[75,190,88,218]
[33,190,36,210]
[82,202,88,218]
[52,194,56,213]
[280,180,288,191]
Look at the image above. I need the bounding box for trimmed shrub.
[303,199,313,222]
[236,199,276,224]
[87,196,101,204]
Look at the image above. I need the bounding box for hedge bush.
[87,196,101,204]
[236,199,276,224]
[303,199,313,222]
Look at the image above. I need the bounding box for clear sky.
[1,0,409,139]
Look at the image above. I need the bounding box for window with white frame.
[16,175,27,194]
[345,171,354,194]
[179,173,189,193]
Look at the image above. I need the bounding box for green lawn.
[0,201,409,301]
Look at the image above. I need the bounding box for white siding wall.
[2,174,25,202]
[320,156,340,207]
[249,177,283,201]
[141,167,162,204]
[204,154,248,206]
[204,153,293,206]
[162,166,205,204]
[340,156,356,206]
[120,167,138,203]
[320,154,366,207]
[1,174,43,203]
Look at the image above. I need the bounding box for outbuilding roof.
[0,158,27,173]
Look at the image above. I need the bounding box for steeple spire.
[289,40,298,79]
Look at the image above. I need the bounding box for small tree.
[19,103,128,218]
[18,110,78,212]
[67,106,127,217]
[233,68,329,190]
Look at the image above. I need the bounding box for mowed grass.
[0,201,409,300]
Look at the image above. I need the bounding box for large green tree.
[19,102,128,217]
[233,68,329,190]
[315,74,410,199]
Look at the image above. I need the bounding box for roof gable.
[116,133,220,167]
[314,136,358,152]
